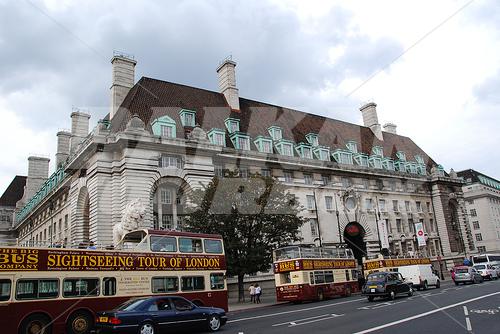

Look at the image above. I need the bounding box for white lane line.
[463,306,472,332]
[227,298,365,323]
[463,306,469,316]
[288,314,344,327]
[353,291,500,334]
[272,313,332,327]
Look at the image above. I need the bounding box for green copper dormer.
[208,128,226,146]
[152,115,176,138]
[305,133,319,147]
[396,151,406,161]
[254,136,273,153]
[313,146,330,161]
[406,162,418,174]
[275,139,295,157]
[346,141,358,153]
[268,126,283,141]
[437,164,445,176]
[295,142,313,159]
[382,158,395,171]
[369,156,383,169]
[372,146,383,157]
[179,109,196,127]
[332,149,353,165]
[225,117,240,134]
[354,153,370,167]
[229,131,251,150]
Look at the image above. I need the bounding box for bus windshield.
[473,256,487,263]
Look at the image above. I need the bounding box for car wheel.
[388,290,395,300]
[367,296,374,302]
[317,289,324,301]
[138,322,155,334]
[423,281,428,290]
[436,280,440,289]
[67,311,93,334]
[207,315,221,332]
[20,314,52,334]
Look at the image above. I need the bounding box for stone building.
[12,54,472,271]
[0,175,26,243]
[458,169,500,253]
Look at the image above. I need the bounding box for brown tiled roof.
[0,175,27,207]
[110,77,437,169]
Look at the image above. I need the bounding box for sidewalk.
[228,294,284,312]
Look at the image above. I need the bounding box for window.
[103,277,116,296]
[365,198,373,210]
[427,202,432,213]
[346,141,358,153]
[261,169,271,177]
[306,195,316,210]
[283,171,293,183]
[416,201,422,212]
[355,155,369,167]
[475,233,482,241]
[281,143,293,156]
[204,239,223,254]
[310,219,318,237]
[405,201,411,212]
[472,221,480,230]
[16,279,59,300]
[306,133,319,146]
[181,276,205,291]
[63,278,99,297]
[372,146,383,157]
[208,130,226,146]
[160,155,183,169]
[396,151,406,161]
[236,136,250,150]
[316,148,330,161]
[239,167,249,179]
[268,126,282,140]
[430,218,435,232]
[179,238,203,253]
[161,125,175,138]
[152,277,179,293]
[325,196,333,210]
[214,164,224,178]
[161,190,172,204]
[172,297,194,311]
[179,109,196,127]
[224,118,240,133]
[261,140,272,153]
[333,151,353,164]
[304,173,313,185]
[379,199,386,212]
[470,209,477,217]
[210,273,225,290]
[0,280,10,301]
[393,200,399,212]
[151,236,177,252]
[321,175,330,186]
[161,215,174,230]
[477,246,486,253]
[302,146,313,159]
[396,219,402,233]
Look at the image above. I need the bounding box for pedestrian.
[87,241,97,250]
[255,284,262,304]
[248,284,255,303]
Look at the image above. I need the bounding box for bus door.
[0,274,14,326]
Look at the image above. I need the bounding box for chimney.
[383,122,397,134]
[110,52,137,119]
[216,58,240,110]
[25,156,50,201]
[55,130,71,167]
[70,111,91,153]
[360,102,383,140]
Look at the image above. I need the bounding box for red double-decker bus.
[273,245,359,302]
[0,229,227,334]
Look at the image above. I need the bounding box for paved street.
[225,280,500,333]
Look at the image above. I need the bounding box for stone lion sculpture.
[113,198,146,245]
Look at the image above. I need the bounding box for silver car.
[454,266,483,285]
[473,264,499,280]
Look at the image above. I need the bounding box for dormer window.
[268,126,282,141]
[314,147,330,161]
[229,132,250,150]
[382,158,395,171]
[332,149,353,165]
[372,146,383,157]
[354,154,369,167]
[254,136,273,153]
[224,117,240,134]
[305,133,319,147]
[346,141,358,153]
[179,109,196,127]
[396,151,406,161]
[415,155,424,164]
[208,128,226,146]
[296,143,313,159]
[151,115,176,138]
[275,139,294,157]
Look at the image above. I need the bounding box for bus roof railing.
[273,245,354,261]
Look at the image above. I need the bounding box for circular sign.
[345,223,360,237]
[418,230,424,236]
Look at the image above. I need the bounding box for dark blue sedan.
[95,296,227,334]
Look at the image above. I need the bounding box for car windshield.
[367,273,386,282]
[116,298,147,311]
[455,268,469,274]
[474,265,486,270]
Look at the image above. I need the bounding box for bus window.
[325,271,334,283]
[181,276,205,291]
[179,238,203,253]
[345,270,350,281]
[314,271,325,284]
[63,278,99,297]
[210,273,225,290]
[309,272,314,284]
[150,236,177,252]
[103,277,116,296]
[0,279,10,301]
[204,239,223,254]
[152,277,179,293]
[16,279,58,300]
[280,273,291,284]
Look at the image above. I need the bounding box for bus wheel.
[66,311,93,334]
[20,314,52,334]
[317,289,324,301]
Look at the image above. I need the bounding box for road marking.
[272,314,334,326]
[358,300,406,310]
[463,306,468,316]
[227,298,364,323]
[353,291,500,334]
[288,314,344,327]
[465,317,472,331]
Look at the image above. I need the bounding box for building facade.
[458,169,500,253]
[11,54,473,271]
[0,175,26,243]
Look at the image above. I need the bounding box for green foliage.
[184,173,305,278]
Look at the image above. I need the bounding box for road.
[224,280,500,334]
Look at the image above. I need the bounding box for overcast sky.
[1,0,499,194]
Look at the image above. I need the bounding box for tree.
[184,173,305,301]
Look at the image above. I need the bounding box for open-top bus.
[362,254,432,277]
[273,245,359,302]
[0,229,227,334]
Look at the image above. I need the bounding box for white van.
[396,264,440,290]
